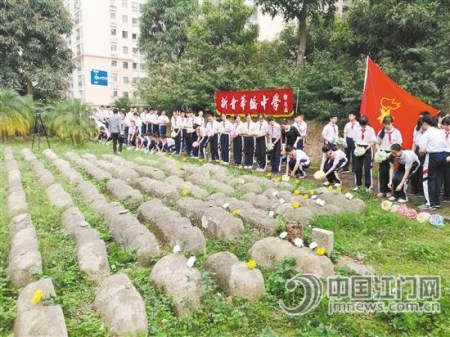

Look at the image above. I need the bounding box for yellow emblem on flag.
[378,97,401,123]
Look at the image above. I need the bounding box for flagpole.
[362,55,369,93]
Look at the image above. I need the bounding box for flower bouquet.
[374,151,389,163]
[313,170,326,180]
[170,131,177,138]
[354,146,367,157]
[266,143,274,151]
[192,141,199,148]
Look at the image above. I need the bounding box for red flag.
[360,57,438,149]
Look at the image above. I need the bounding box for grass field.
[0,140,449,337]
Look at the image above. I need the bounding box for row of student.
[321,110,450,210]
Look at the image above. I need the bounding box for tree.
[46,100,96,145]
[0,89,33,142]
[255,0,336,67]
[0,0,74,101]
[139,0,198,65]
[113,96,131,112]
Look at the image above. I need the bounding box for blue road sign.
[90,69,108,86]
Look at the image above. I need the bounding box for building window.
[113,90,118,97]
[122,0,127,7]
[123,76,129,84]
[122,15,128,24]
[76,44,81,56]
[132,2,138,11]
[123,91,129,98]
[113,75,118,83]
[132,33,137,40]
[132,62,137,70]
[132,47,138,55]
[110,28,116,36]
[133,77,139,83]
[110,12,116,20]
[132,17,138,26]
[123,61,128,69]
[122,46,129,54]
[122,31,128,39]
[111,60,117,67]
[111,43,117,52]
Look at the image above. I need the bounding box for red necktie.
[394,158,400,172]
[351,123,354,130]
[247,122,250,130]
[271,126,274,137]
[387,130,392,143]
[333,124,336,135]
[361,129,365,141]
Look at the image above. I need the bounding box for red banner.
[215,88,294,117]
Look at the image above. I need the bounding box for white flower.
[279,198,285,204]
[173,245,181,254]
[344,193,353,200]
[272,191,279,197]
[269,210,275,218]
[309,242,318,250]
[294,238,304,247]
[281,175,289,182]
[311,195,318,200]
[315,199,325,207]
[222,202,230,210]
[279,231,288,239]
[186,256,196,268]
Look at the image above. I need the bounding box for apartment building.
[63,0,147,106]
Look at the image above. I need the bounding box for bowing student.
[388,144,420,203]
[320,144,348,187]
[293,114,307,150]
[192,123,208,159]
[418,114,447,211]
[376,116,403,198]
[353,116,376,190]
[343,112,359,172]
[241,114,256,170]
[285,145,311,178]
[206,115,220,161]
[218,114,233,165]
[255,113,269,172]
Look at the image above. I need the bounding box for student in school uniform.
[293,114,307,150]
[127,120,139,148]
[218,114,233,165]
[320,144,348,187]
[322,115,339,150]
[343,112,359,172]
[441,116,450,202]
[184,112,195,156]
[192,123,208,159]
[418,114,447,211]
[241,114,256,169]
[410,112,430,195]
[158,110,170,137]
[255,113,269,171]
[388,144,420,203]
[231,115,244,166]
[194,110,205,127]
[436,110,449,129]
[140,108,147,135]
[149,110,158,136]
[171,111,182,155]
[268,116,282,174]
[376,116,403,198]
[206,115,220,161]
[353,116,376,190]
[285,145,311,178]
[281,119,301,149]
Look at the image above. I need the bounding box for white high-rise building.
[63,0,147,106]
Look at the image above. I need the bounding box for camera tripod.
[31,112,50,150]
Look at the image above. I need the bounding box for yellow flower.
[327,185,333,191]
[295,179,300,184]
[247,259,257,270]
[198,159,203,163]
[238,165,243,169]
[316,247,326,256]
[31,289,44,305]
[176,166,182,170]
[275,176,281,182]
[292,201,300,209]
[265,172,271,177]
[308,189,314,195]
[180,189,189,196]
[336,186,342,193]
[294,189,300,195]
[303,194,309,199]
[231,209,240,216]
[182,158,187,162]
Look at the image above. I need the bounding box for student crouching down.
[285,145,311,178]
[320,144,348,187]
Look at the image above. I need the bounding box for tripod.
[31,112,50,150]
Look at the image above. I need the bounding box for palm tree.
[0,89,33,142]
[46,100,96,145]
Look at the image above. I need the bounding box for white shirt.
[255,120,269,136]
[294,121,307,137]
[354,125,376,146]
[231,121,243,136]
[269,123,282,139]
[344,121,360,139]
[418,127,446,153]
[443,129,450,152]
[145,113,152,123]
[171,116,182,129]
[377,127,403,151]
[242,120,257,135]
[140,112,146,123]
[394,150,420,171]
[322,149,347,165]
[218,120,234,133]
[322,123,339,142]
[288,150,311,165]
[183,117,194,129]
[197,126,207,138]
[205,121,220,136]
[166,138,175,147]
[149,113,158,124]
[158,115,169,125]
[134,116,142,128]
[194,116,205,127]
